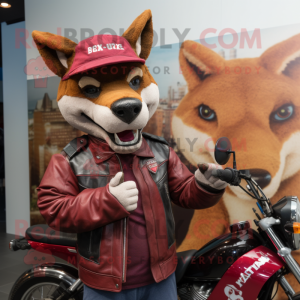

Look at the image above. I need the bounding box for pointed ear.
[260,33,300,81]
[122,9,153,60]
[32,30,77,78]
[180,40,225,91]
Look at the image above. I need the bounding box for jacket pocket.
[156,174,176,248]
[164,182,176,232]
[77,227,103,264]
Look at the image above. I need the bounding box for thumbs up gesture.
[109,172,138,211]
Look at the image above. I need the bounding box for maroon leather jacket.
[37,134,224,292]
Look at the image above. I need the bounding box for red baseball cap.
[62,34,145,80]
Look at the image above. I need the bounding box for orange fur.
[123,9,153,59]
[32,30,76,78]
[177,199,229,252]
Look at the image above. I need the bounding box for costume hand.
[109,172,138,211]
[195,163,228,192]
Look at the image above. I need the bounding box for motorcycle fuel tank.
[184,229,262,281]
[208,245,284,300]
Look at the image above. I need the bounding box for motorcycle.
[7,136,300,300]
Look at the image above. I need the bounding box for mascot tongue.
[117,130,135,142]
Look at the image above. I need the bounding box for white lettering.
[236,278,243,288]
[236,255,270,288]
[252,262,259,270]
[88,43,124,54]
[240,272,250,284]
[147,160,156,165]
[245,266,254,275]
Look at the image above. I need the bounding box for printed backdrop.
[27,24,300,250]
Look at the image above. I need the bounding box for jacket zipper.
[115,154,127,283]
[89,231,93,255]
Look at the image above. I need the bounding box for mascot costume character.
[35,10,227,300]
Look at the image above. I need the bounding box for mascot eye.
[199,104,216,121]
[129,76,141,90]
[82,85,100,98]
[271,104,294,122]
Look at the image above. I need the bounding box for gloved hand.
[195,163,228,193]
[109,172,138,211]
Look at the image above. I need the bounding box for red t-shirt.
[118,154,155,289]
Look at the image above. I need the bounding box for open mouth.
[82,113,142,146]
[106,129,141,147]
[114,130,139,145]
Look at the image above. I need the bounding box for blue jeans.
[83,272,177,300]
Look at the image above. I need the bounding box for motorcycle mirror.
[214,137,232,165]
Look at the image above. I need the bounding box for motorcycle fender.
[209,245,284,300]
[14,263,78,286]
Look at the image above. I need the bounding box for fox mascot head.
[32,10,159,154]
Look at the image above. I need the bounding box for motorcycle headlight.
[272,196,300,250]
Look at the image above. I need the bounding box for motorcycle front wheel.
[8,264,82,300]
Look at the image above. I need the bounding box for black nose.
[249,169,272,189]
[111,98,142,124]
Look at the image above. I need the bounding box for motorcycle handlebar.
[211,168,236,184]
[212,167,270,211]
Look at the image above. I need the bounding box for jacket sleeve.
[167,147,224,209]
[37,154,130,233]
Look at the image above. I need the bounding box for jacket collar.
[88,134,154,164]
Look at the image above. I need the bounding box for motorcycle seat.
[175,249,197,284]
[25,224,77,247]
